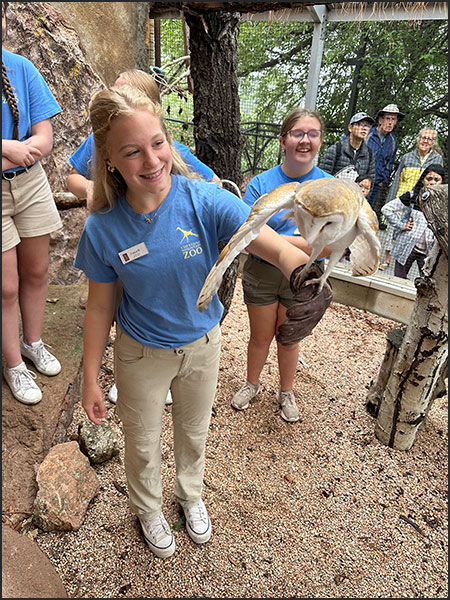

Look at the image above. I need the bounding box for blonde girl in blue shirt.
[75,85,314,559]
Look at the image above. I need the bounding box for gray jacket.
[318,137,376,180]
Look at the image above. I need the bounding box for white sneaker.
[138,513,175,559]
[278,389,299,423]
[108,383,118,404]
[3,362,42,405]
[231,381,260,410]
[183,499,211,544]
[165,389,173,405]
[20,337,61,376]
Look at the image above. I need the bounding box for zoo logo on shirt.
[177,226,203,260]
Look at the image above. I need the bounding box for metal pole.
[305,5,328,109]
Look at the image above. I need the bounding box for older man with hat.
[319,111,376,180]
[366,103,405,211]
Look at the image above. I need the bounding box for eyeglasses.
[420,136,435,142]
[286,129,322,141]
[352,122,372,129]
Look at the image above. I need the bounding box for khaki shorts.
[2,162,62,252]
[242,254,296,308]
[242,254,325,308]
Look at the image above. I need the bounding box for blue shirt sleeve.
[74,217,118,283]
[69,133,95,178]
[2,49,61,143]
[173,139,215,182]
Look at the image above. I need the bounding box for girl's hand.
[82,381,107,425]
[3,139,42,167]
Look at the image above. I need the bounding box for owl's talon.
[303,278,321,288]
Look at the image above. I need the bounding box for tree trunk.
[185,9,243,322]
[366,328,405,417]
[374,243,448,450]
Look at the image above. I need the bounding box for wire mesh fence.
[157,18,423,284]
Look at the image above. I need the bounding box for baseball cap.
[349,112,376,125]
[376,103,405,121]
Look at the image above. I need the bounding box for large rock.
[52,1,149,86]
[3,2,105,193]
[2,526,68,598]
[33,441,100,532]
[49,207,87,285]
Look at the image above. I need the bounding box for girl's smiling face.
[106,109,172,204]
[279,116,323,169]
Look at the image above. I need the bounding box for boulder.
[2,526,68,598]
[3,2,105,193]
[33,441,100,532]
[49,207,87,285]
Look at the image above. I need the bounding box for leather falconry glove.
[276,263,332,346]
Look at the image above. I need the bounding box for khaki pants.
[114,324,221,519]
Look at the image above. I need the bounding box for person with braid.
[2,0,63,404]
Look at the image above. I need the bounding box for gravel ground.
[35,276,448,599]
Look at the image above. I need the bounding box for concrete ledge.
[329,263,416,324]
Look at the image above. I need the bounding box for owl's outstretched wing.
[348,197,381,276]
[197,182,300,311]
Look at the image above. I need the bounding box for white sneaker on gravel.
[165,389,173,405]
[108,384,173,406]
[183,499,211,544]
[20,337,61,376]
[3,362,42,405]
[278,389,299,423]
[139,513,175,559]
[108,383,118,403]
[231,381,260,410]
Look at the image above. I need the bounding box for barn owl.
[197,178,380,312]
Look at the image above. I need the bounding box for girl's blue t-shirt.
[69,133,215,182]
[74,175,250,348]
[244,164,333,235]
[2,49,62,174]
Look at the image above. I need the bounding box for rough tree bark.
[184,9,243,322]
[372,184,448,450]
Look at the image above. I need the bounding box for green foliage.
[159,19,194,148]
[158,16,448,173]
[317,19,448,158]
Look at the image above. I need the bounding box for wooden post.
[371,185,448,450]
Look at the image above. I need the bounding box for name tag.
[119,242,149,264]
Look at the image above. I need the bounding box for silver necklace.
[144,201,163,224]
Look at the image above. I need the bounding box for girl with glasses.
[231,108,332,423]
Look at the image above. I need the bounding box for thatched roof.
[148,2,447,21]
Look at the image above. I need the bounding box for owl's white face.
[294,206,355,249]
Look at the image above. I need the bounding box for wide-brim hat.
[376,103,405,121]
